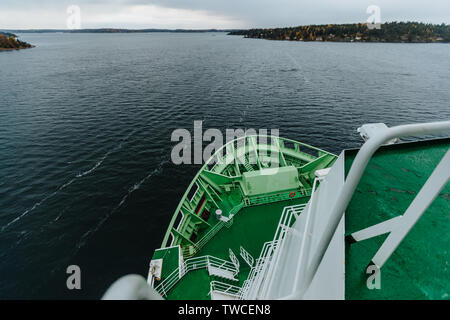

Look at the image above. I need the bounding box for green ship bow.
[104,121,450,300]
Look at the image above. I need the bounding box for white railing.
[240,246,255,267]
[238,204,306,299]
[220,202,245,222]
[183,203,241,258]
[210,281,242,298]
[281,120,450,300]
[291,176,323,294]
[229,249,240,276]
[239,242,273,299]
[260,204,306,298]
[182,220,231,258]
[223,217,234,229]
[154,255,237,297]
[194,222,224,251]
[240,240,280,299]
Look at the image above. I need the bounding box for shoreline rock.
[0,33,34,51]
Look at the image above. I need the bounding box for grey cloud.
[1,0,449,28]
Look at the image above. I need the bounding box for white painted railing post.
[292,177,319,293]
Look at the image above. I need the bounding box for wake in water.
[1,179,76,232]
[1,130,136,232]
[76,159,170,250]
[76,130,136,178]
[284,52,310,84]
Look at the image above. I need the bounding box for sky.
[0,0,449,30]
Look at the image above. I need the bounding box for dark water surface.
[0,33,449,299]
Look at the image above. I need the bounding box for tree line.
[229,22,450,43]
[0,32,33,50]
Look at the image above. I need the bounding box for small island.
[0,32,33,51]
[229,22,450,43]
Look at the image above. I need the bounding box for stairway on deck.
[210,290,239,300]
[207,266,238,281]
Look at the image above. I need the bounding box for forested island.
[0,32,33,51]
[228,22,450,43]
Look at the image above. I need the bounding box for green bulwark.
[345,138,450,300]
[161,135,336,255]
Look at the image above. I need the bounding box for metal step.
[208,266,238,281]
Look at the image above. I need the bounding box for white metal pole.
[281,120,450,300]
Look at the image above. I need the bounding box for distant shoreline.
[235,37,449,44]
[3,23,449,45]
[228,22,450,43]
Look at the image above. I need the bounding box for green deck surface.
[152,246,180,282]
[345,138,450,300]
[166,197,308,300]
[166,269,212,300]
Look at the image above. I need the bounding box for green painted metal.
[161,135,336,250]
[241,166,300,196]
[151,135,337,299]
[345,138,450,300]
[166,198,309,300]
[151,246,181,282]
[153,135,448,300]
[181,207,211,228]
[246,188,310,206]
[171,228,196,246]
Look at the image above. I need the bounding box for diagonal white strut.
[350,216,402,242]
[279,120,450,300]
[368,149,450,267]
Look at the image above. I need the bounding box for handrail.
[229,249,240,276]
[292,177,320,293]
[239,204,306,299]
[154,255,238,297]
[281,120,450,300]
[240,246,255,267]
[182,203,240,258]
[210,281,242,297]
[194,221,224,250]
[260,204,305,298]
[241,241,276,299]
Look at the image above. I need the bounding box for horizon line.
[2,20,449,32]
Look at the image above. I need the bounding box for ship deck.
[166,197,309,300]
[150,136,448,300]
[345,138,450,299]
